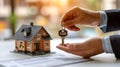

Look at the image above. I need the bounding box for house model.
[13,22,52,55]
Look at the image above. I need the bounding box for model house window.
[19,45,24,48]
[19,41,24,48]
[19,44,22,48]
[27,42,31,48]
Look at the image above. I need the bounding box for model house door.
[35,43,40,51]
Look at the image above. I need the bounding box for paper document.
[0,54,90,67]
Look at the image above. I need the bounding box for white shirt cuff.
[102,36,113,53]
[99,11,108,27]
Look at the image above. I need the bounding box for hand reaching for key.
[61,7,100,31]
[57,7,103,58]
[57,38,104,58]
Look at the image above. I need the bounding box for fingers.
[61,7,81,27]
[66,25,80,31]
[61,7,80,22]
[56,43,84,53]
[56,44,73,53]
[61,18,80,27]
[57,43,85,51]
[61,8,76,22]
[56,44,92,58]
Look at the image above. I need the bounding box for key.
[58,27,68,45]
[61,37,65,45]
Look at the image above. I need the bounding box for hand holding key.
[58,27,68,46]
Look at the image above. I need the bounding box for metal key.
[58,27,68,45]
[61,37,65,45]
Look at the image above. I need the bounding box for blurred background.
[0,0,120,40]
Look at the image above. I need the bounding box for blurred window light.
[15,7,29,17]
[0,0,4,7]
[0,6,11,17]
[0,21,7,31]
[59,0,68,7]
[26,0,39,2]
[0,22,11,40]
[41,6,58,16]
[35,16,48,26]
[41,6,59,24]
[29,6,38,15]
[102,0,116,9]
[0,0,115,38]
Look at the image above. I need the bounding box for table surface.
[0,38,120,67]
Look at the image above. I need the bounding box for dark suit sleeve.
[110,35,120,59]
[101,9,120,59]
[105,9,120,32]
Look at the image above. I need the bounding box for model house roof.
[13,23,52,41]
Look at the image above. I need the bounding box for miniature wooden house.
[13,23,52,55]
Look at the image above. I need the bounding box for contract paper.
[0,54,90,67]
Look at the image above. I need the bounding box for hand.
[56,38,104,58]
[61,7,100,31]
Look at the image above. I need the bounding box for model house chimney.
[30,22,34,26]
